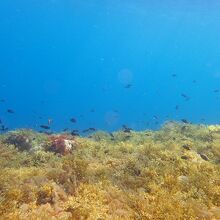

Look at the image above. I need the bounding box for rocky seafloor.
[0,122,219,220]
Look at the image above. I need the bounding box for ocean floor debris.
[0,122,219,219]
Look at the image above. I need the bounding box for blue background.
[1,0,220,132]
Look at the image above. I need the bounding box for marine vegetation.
[0,122,219,219]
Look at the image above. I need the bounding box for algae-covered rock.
[2,129,49,152]
[0,123,219,219]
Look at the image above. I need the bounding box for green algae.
[0,122,219,219]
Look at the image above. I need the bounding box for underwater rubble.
[0,122,219,220]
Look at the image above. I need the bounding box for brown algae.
[0,122,219,219]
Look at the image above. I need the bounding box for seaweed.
[0,123,219,219]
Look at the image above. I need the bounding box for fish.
[70,118,77,123]
[122,125,132,133]
[214,89,219,93]
[71,130,79,136]
[171,74,177,77]
[48,119,53,125]
[181,119,189,124]
[63,128,69,132]
[0,125,8,131]
[40,125,50,129]
[89,127,96,131]
[39,130,53,135]
[82,127,97,133]
[0,99,5,102]
[175,105,179,110]
[153,115,159,120]
[109,132,114,138]
[181,93,190,101]
[124,84,132,89]
[7,109,15,113]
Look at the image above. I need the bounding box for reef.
[0,122,219,219]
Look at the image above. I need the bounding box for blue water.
[1,0,220,132]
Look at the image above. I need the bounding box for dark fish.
[70,118,77,123]
[89,127,96,131]
[83,127,97,133]
[44,131,53,135]
[181,93,190,101]
[0,125,8,131]
[39,130,53,135]
[171,74,177,77]
[72,129,79,132]
[40,125,50,129]
[122,125,132,133]
[63,128,69,132]
[90,109,95,113]
[109,132,114,138]
[200,118,206,122]
[182,144,191,150]
[0,99,5,102]
[0,119,2,124]
[181,119,189,124]
[71,131,79,136]
[7,109,15,113]
[175,105,179,110]
[124,84,132,89]
[153,115,159,120]
[192,80,197,83]
[214,89,219,93]
[199,153,209,161]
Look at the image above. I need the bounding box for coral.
[46,135,76,155]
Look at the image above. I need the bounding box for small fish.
[181,119,189,124]
[0,119,2,124]
[40,125,50,129]
[153,115,159,120]
[70,118,77,123]
[171,74,177,77]
[199,153,209,161]
[90,109,95,113]
[192,80,197,83]
[214,89,219,93]
[0,125,8,131]
[71,131,79,136]
[124,84,132,89]
[175,105,179,110]
[7,109,15,113]
[48,119,53,125]
[122,125,132,133]
[63,128,69,132]
[89,127,96,131]
[0,99,5,102]
[83,127,96,132]
[182,144,191,150]
[181,93,190,100]
[109,132,114,138]
[44,131,53,135]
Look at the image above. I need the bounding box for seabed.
[0,121,219,220]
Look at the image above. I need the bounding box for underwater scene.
[0,1,220,219]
